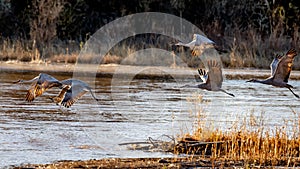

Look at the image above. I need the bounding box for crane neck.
[248,78,272,85]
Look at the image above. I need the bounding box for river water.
[0,71,300,167]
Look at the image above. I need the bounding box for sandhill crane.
[246,48,299,98]
[183,60,235,97]
[14,73,62,102]
[175,34,215,56]
[49,79,100,108]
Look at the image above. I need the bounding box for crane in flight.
[183,60,235,97]
[14,74,100,107]
[14,73,62,102]
[175,34,215,56]
[246,49,299,98]
[49,79,100,108]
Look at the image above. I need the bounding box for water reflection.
[0,71,299,167]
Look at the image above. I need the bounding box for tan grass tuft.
[177,94,300,167]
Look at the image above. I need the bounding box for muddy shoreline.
[11,157,256,169]
[2,61,300,80]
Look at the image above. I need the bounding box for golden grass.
[0,39,32,62]
[176,94,300,167]
[0,25,299,69]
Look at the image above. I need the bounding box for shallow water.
[1,71,300,167]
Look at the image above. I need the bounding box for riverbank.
[2,61,300,80]
[10,157,270,169]
[12,157,216,168]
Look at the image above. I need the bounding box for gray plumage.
[183,60,234,97]
[175,34,215,56]
[50,79,100,108]
[270,54,283,76]
[247,49,299,98]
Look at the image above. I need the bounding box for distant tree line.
[0,0,298,41]
[0,0,299,67]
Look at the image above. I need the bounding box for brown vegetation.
[0,1,299,68]
[173,94,300,167]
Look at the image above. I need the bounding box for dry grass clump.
[0,38,82,63]
[50,53,78,63]
[0,39,32,62]
[50,53,122,64]
[177,95,300,167]
[183,124,300,166]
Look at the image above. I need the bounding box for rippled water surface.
[1,71,300,167]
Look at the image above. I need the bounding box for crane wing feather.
[273,49,297,83]
[206,60,223,90]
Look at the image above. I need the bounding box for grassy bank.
[174,94,300,167]
[0,29,299,70]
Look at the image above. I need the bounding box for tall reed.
[178,94,300,167]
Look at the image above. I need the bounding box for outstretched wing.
[270,54,283,76]
[175,34,215,56]
[61,78,99,102]
[273,49,297,83]
[192,34,215,56]
[25,84,40,102]
[206,60,223,90]
[61,84,88,108]
[25,73,61,102]
[21,74,40,102]
[52,85,71,104]
[194,34,215,46]
[197,69,208,83]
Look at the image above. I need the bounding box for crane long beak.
[12,80,22,84]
